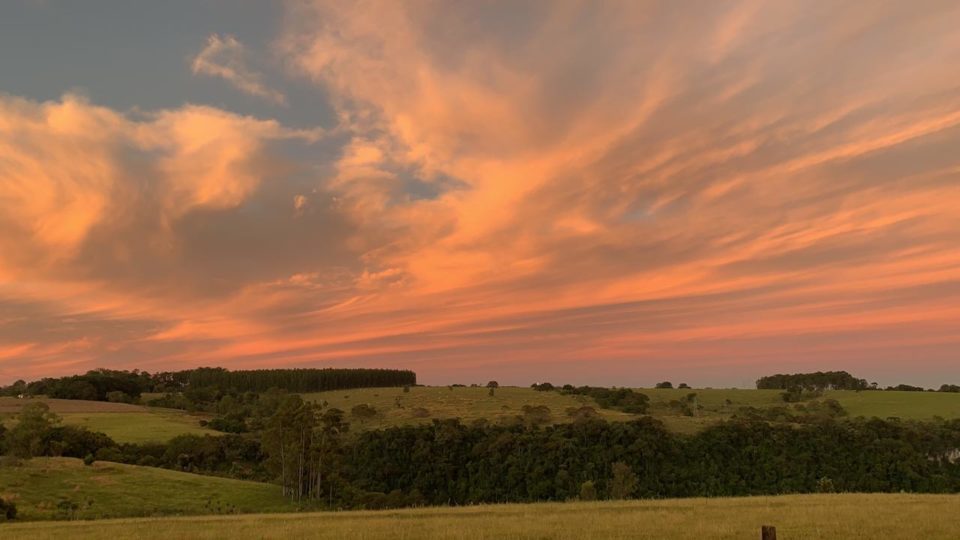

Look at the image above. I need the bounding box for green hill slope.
[305,386,960,434]
[0,398,215,443]
[0,457,292,521]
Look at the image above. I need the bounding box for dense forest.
[0,367,416,402]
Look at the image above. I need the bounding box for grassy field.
[2,493,959,539]
[303,386,636,430]
[0,397,215,443]
[303,386,960,434]
[642,388,960,433]
[0,457,292,521]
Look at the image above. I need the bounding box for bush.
[83,453,95,466]
[0,498,17,521]
[817,476,836,493]
[351,404,378,419]
[106,391,131,403]
[95,447,123,462]
[579,480,597,501]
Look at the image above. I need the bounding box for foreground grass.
[2,493,959,539]
[0,457,292,521]
[0,397,214,443]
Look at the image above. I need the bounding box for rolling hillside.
[305,386,960,434]
[0,397,215,443]
[0,457,292,521]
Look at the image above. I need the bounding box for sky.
[1,1,959,388]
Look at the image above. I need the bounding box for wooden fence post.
[761,525,777,540]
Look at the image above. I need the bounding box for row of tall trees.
[160,367,415,393]
[1,367,416,402]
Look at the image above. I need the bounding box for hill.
[2,493,959,539]
[304,386,960,433]
[0,397,214,443]
[302,386,636,430]
[0,457,292,521]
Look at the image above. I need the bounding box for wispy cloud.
[191,34,286,105]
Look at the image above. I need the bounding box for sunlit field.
[303,386,960,434]
[3,493,958,539]
[303,386,636,430]
[0,397,214,443]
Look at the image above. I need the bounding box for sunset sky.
[1,1,959,387]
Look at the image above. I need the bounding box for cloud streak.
[191,34,287,105]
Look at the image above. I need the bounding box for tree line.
[5,397,960,511]
[0,367,416,402]
[756,371,959,393]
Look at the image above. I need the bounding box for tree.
[678,383,690,389]
[486,381,499,388]
[579,480,597,501]
[8,402,59,458]
[655,381,673,389]
[106,391,131,403]
[609,462,638,499]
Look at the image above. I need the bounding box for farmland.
[0,397,214,443]
[304,386,960,434]
[0,457,293,521]
[2,493,959,539]
[303,386,635,430]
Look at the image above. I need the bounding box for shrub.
[351,403,378,419]
[0,498,17,521]
[579,480,597,501]
[83,453,95,466]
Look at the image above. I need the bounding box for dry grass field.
[2,493,958,539]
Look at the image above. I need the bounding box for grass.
[57,411,214,444]
[302,386,636,430]
[0,397,215,443]
[642,388,960,433]
[2,493,959,539]
[0,457,293,521]
[304,387,960,434]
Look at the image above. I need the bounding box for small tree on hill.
[486,381,499,388]
[655,381,673,389]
